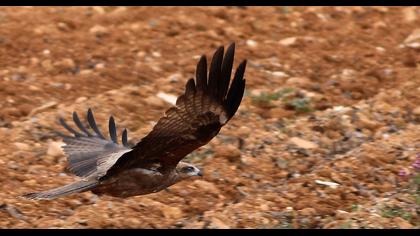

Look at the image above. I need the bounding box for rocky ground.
[0,6,419,228]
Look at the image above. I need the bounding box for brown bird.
[23,43,247,200]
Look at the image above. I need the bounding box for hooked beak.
[197,171,203,177]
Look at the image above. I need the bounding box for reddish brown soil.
[0,6,419,228]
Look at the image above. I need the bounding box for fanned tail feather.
[22,179,98,200]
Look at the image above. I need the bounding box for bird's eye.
[182,166,194,173]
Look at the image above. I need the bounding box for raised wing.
[57,108,131,178]
[106,43,247,175]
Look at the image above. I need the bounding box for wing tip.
[227,42,235,51]
[59,109,130,146]
[108,116,118,144]
[193,43,247,119]
[86,108,106,139]
[224,57,247,120]
[122,128,129,147]
[238,59,247,72]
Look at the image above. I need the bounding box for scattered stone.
[160,205,184,219]
[183,221,205,229]
[79,69,93,75]
[299,207,317,216]
[47,141,65,158]
[166,73,182,83]
[151,51,161,58]
[55,58,76,71]
[41,59,54,71]
[246,39,258,48]
[269,107,295,118]
[42,49,50,56]
[28,101,57,116]
[236,126,251,137]
[157,92,177,105]
[92,6,106,14]
[33,26,47,35]
[279,36,325,46]
[213,144,241,161]
[75,97,88,103]
[279,37,298,46]
[193,180,220,195]
[289,137,318,149]
[23,179,37,186]
[57,22,71,31]
[137,51,146,58]
[29,85,41,91]
[112,7,127,14]
[30,57,40,66]
[94,63,105,70]
[393,217,413,229]
[269,71,289,78]
[335,210,350,220]
[402,7,417,22]
[89,25,109,37]
[208,217,231,229]
[402,28,420,49]
[373,21,387,29]
[285,77,312,88]
[412,106,420,116]
[315,180,340,189]
[355,114,380,131]
[241,155,258,166]
[14,142,30,151]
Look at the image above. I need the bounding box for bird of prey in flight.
[23,43,247,200]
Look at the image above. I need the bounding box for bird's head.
[176,162,203,180]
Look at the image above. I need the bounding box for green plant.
[351,204,360,212]
[285,97,313,113]
[339,220,353,229]
[380,206,412,221]
[272,221,294,229]
[282,6,290,14]
[251,88,294,107]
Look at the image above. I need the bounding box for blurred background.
[0,6,419,228]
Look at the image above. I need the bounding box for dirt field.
[0,6,419,228]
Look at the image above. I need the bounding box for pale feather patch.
[132,168,163,176]
[219,112,228,125]
[92,149,132,179]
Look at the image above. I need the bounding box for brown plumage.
[22,43,247,200]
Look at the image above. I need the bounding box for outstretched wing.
[57,108,131,178]
[106,43,247,175]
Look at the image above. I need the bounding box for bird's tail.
[21,179,98,200]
